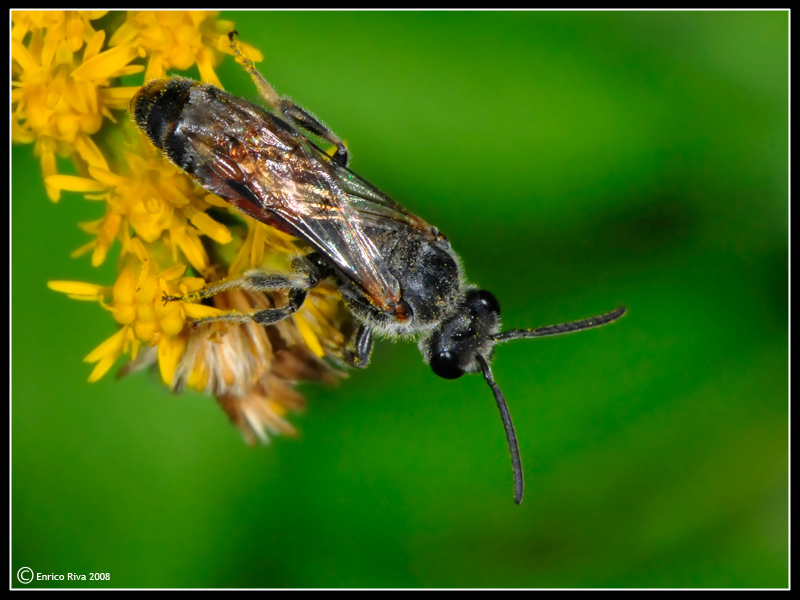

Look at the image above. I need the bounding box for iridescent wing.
[179,88,440,315]
[319,145,442,238]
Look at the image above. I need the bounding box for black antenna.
[492,306,627,344]
[476,353,524,505]
[479,305,626,504]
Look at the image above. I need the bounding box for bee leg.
[280,103,351,167]
[175,269,319,327]
[249,287,308,326]
[165,270,311,303]
[228,31,283,109]
[343,324,374,369]
[227,32,350,167]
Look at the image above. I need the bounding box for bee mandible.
[131,32,626,504]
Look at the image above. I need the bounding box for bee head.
[426,289,501,380]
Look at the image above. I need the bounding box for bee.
[131,32,626,504]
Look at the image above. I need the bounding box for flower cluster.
[13,11,351,443]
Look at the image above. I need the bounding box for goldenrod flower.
[45,140,231,268]
[17,11,351,443]
[48,239,209,384]
[12,11,143,201]
[108,11,262,88]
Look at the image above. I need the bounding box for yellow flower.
[173,270,345,444]
[11,11,108,52]
[46,138,231,269]
[14,11,352,444]
[108,11,262,88]
[48,239,210,384]
[12,10,143,201]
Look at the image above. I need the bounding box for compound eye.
[468,290,501,317]
[431,351,465,380]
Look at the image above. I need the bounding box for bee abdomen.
[131,78,194,159]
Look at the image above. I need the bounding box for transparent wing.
[316,145,441,237]
[180,92,438,314]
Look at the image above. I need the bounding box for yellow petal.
[48,280,106,297]
[40,24,61,69]
[196,48,222,88]
[87,166,126,187]
[99,85,141,109]
[251,224,266,267]
[11,38,37,71]
[183,304,225,319]
[63,76,89,114]
[228,229,253,276]
[135,273,159,305]
[45,174,106,193]
[295,313,324,357]
[128,337,141,361]
[145,53,165,82]
[78,218,102,234]
[70,240,97,258]
[108,19,137,47]
[129,236,149,263]
[175,228,208,272]
[113,268,138,305]
[204,193,228,208]
[159,264,187,281]
[179,277,209,292]
[83,29,105,61]
[84,327,127,363]
[88,353,118,382]
[41,152,60,202]
[157,333,187,386]
[71,44,137,81]
[74,133,109,171]
[187,209,231,244]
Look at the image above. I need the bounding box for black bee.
[131,32,626,504]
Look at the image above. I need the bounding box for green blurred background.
[12,11,787,588]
